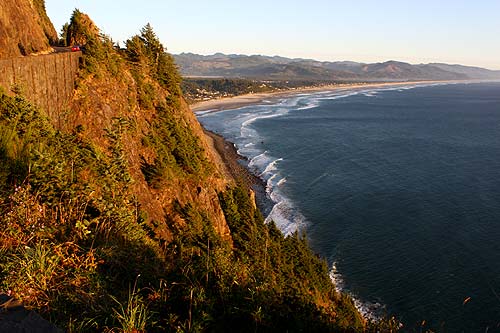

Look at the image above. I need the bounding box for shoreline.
[203,115,379,323]
[197,79,463,224]
[204,129,259,187]
[197,79,500,329]
[198,81,422,324]
[204,129,272,214]
[191,80,460,113]
[204,129,381,326]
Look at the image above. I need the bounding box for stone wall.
[0,52,81,126]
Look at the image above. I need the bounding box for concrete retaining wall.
[0,52,81,126]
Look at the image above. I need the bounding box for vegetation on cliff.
[0,9,399,333]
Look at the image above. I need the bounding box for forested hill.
[175,52,500,81]
[0,2,400,332]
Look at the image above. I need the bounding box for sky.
[45,0,500,70]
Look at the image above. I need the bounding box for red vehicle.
[71,45,80,52]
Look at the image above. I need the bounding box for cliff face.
[0,0,57,58]
[0,7,231,242]
[68,67,231,241]
[63,12,232,242]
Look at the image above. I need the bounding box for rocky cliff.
[0,8,231,242]
[0,6,394,333]
[62,12,232,242]
[0,0,57,58]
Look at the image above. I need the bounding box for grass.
[2,243,59,308]
[110,282,152,333]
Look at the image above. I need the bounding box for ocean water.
[197,82,500,332]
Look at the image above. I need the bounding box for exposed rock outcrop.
[0,0,57,58]
[68,67,232,242]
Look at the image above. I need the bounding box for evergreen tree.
[59,23,69,46]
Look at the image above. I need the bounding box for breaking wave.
[329,262,385,322]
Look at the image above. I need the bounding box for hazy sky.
[45,0,500,69]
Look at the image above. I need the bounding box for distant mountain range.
[174,53,500,81]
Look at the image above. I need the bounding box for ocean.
[197,82,500,332]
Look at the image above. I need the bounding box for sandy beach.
[191,80,452,113]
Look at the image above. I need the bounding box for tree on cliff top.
[66,9,100,46]
[126,24,181,95]
[66,9,122,76]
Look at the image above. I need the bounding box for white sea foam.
[305,82,450,105]
[240,126,257,140]
[296,101,320,110]
[266,173,278,189]
[399,85,417,90]
[264,195,306,236]
[248,151,269,169]
[259,160,306,235]
[260,158,283,176]
[277,177,287,186]
[195,109,217,116]
[241,116,259,128]
[240,142,306,235]
[319,91,360,101]
[240,108,289,136]
[329,263,385,322]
